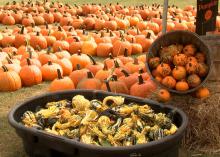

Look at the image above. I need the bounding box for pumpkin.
[148,57,160,69]
[95,63,111,82]
[172,66,186,80]
[112,37,132,57]
[45,35,56,47]
[156,63,171,77]
[69,64,89,87]
[69,36,82,54]
[14,26,29,48]
[138,68,150,81]
[113,60,126,78]
[130,74,157,98]
[85,55,104,75]
[41,61,63,81]
[52,26,67,40]
[1,34,15,47]
[183,44,197,57]
[38,47,58,65]
[157,89,171,102]
[162,76,176,89]
[118,69,138,89]
[19,58,42,86]
[0,65,22,91]
[103,53,123,69]
[55,49,71,59]
[136,32,153,52]
[54,58,73,76]
[97,42,113,57]
[173,53,187,66]
[70,50,91,70]
[197,63,208,77]
[187,74,201,88]
[77,71,102,90]
[175,80,189,91]
[95,31,112,44]
[195,87,210,99]
[117,48,134,65]
[83,17,96,30]
[104,20,118,31]
[125,58,145,74]
[49,69,75,92]
[20,57,41,68]
[0,57,21,73]
[81,40,97,56]
[131,39,143,54]
[195,52,206,63]
[2,14,15,25]
[53,40,69,52]
[187,56,198,63]
[101,75,129,94]
[185,61,198,74]
[43,10,54,24]
[30,32,47,49]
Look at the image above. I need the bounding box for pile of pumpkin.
[0,1,211,101]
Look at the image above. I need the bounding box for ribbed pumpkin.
[30,32,47,49]
[54,58,73,76]
[101,75,129,94]
[38,47,58,65]
[77,71,102,90]
[41,61,63,81]
[70,50,91,70]
[81,39,97,56]
[19,58,42,86]
[54,48,71,59]
[112,37,132,57]
[117,48,134,64]
[0,65,22,91]
[53,40,69,52]
[69,36,82,54]
[14,26,29,48]
[113,60,126,78]
[103,53,123,69]
[69,64,89,87]
[85,55,104,75]
[49,69,75,92]
[95,63,111,82]
[118,70,138,89]
[96,42,113,57]
[125,58,145,74]
[0,57,21,73]
[130,75,157,98]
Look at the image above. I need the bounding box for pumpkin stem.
[6,57,13,64]
[121,69,129,77]
[146,32,151,39]
[7,53,12,59]
[110,31,114,37]
[134,58,138,65]
[138,74,144,84]
[112,75,118,81]
[20,26,24,34]
[48,61,52,65]
[58,26,62,31]
[104,80,111,92]
[139,68,144,74]
[45,22,48,29]
[101,31,104,37]
[114,60,120,68]
[58,47,62,52]
[87,54,96,65]
[103,62,108,70]
[2,65,8,72]
[124,48,128,57]
[76,64,81,70]
[36,32,40,36]
[27,58,31,66]
[77,50,81,56]
[87,71,94,78]
[57,69,63,79]
[47,47,52,54]
[109,53,114,59]
[73,36,80,42]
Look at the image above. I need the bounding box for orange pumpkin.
[49,69,75,92]
[69,37,82,54]
[38,47,58,65]
[157,89,171,102]
[172,66,186,80]
[162,76,176,89]
[53,40,69,52]
[97,43,113,57]
[54,58,73,76]
[173,53,187,66]
[81,40,97,56]
[85,55,103,75]
[175,80,189,91]
[41,61,63,81]
[118,70,138,89]
[95,63,111,82]
[195,87,210,99]
[77,71,102,90]
[125,58,145,74]
[103,53,123,69]
[70,50,91,70]
[30,32,47,49]
[0,65,21,91]
[156,63,171,77]
[183,44,197,57]
[117,48,134,65]
[19,58,42,86]
[112,38,132,57]
[187,74,201,88]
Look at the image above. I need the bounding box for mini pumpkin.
[187,74,201,88]
[118,69,138,89]
[173,53,187,66]
[85,55,104,75]
[175,80,189,91]
[162,76,176,89]
[185,61,198,74]
[197,63,208,77]
[148,57,160,69]
[157,89,171,102]
[95,63,111,82]
[70,50,91,70]
[195,87,210,99]
[172,66,186,80]
[156,63,171,77]
[183,44,197,57]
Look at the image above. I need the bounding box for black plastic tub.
[146,30,212,94]
[8,90,188,157]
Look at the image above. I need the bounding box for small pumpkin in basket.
[49,69,75,92]
[185,61,198,74]
[161,76,176,89]
[156,63,171,77]
[173,53,187,66]
[148,57,160,69]
[172,66,186,80]
[187,74,201,88]
[183,44,197,57]
[77,71,102,90]
[175,80,189,91]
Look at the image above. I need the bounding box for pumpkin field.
[0,0,220,157]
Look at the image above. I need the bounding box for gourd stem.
[138,75,144,84]
[87,71,94,78]
[87,54,96,65]
[73,36,80,42]
[58,26,62,31]
[121,69,129,77]
[36,31,40,36]
[139,68,144,74]
[57,69,63,79]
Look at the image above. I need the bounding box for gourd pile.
[21,95,178,146]
[148,44,209,91]
[0,1,211,99]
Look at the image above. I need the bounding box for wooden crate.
[201,35,220,81]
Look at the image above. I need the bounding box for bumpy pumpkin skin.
[148,57,160,69]
[172,66,186,80]
[175,81,189,91]
[197,63,208,77]
[187,74,201,88]
[0,67,22,91]
[156,63,171,77]
[185,61,198,74]
[183,44,197,57]
[173,53,187,66]
[162,76,176,89]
